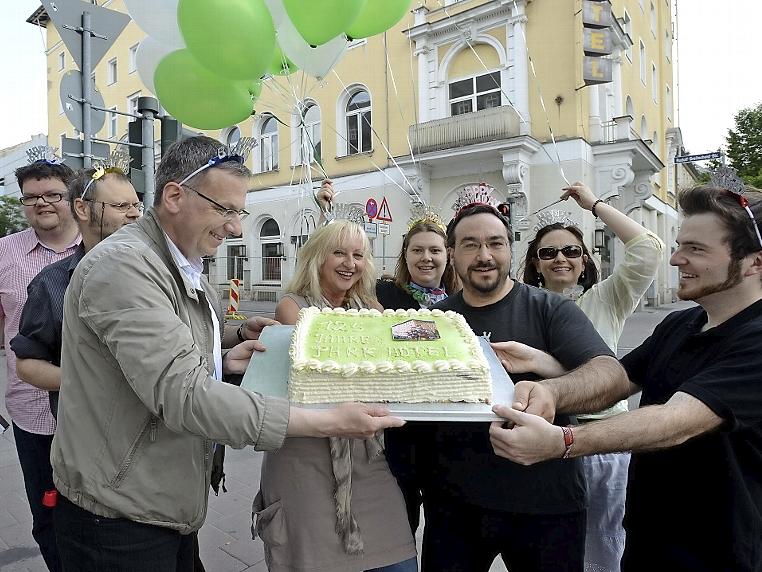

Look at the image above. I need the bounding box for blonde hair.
[287,220,378,307]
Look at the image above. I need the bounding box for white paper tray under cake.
[241,325,514,422]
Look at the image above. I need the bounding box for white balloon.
[124,0,184,49]
[136,37,180,95]
[270,0,347,80]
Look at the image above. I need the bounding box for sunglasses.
[537,245,583,260]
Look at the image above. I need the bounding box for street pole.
[81,11,92,168]
[138,96,159,207]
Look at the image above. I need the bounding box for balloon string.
[330,69,420,202]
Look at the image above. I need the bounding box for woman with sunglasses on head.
[520,181,664,572]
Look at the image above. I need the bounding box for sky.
[0,0,760,156]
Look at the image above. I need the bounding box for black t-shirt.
[430,282,615,513]
[620,300,762,571]
[376,279,418,310]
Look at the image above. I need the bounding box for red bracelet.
[561,426,574,459]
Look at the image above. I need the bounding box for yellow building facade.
[35,0,687,303]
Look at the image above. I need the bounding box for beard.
[678,257,743,301]
[460,261,510,294]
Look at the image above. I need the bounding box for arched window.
[300,103,321,165]
[346,90,372,155]
[259,115,279,172]
[260,218,282,281]
[225,126,241,147]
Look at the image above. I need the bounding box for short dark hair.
[15,162,75,193]
[678,185,762,259]
[394,221,460,293]
[68,168,131,219]
[521,222,599,292]
[446,204,513,248]
[154,136,252,206]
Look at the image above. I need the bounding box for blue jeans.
[13,422,60,571]
[367,557,419,572]
[55,493,198,571]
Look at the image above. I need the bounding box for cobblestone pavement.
[0,300,695,571]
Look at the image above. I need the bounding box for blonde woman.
[254,220,417,572]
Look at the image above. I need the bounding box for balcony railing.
[409,106,521,154]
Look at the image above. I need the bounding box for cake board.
[241,325,514,422]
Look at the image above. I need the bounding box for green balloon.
[154,50,253,130]
[283,0,367,46]
[346,0,411,40]
[268,44,298,76]
[246,79,262,99]
[178,0,275,80]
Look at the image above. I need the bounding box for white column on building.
[510,7,531,134]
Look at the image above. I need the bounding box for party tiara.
[710,165,745,195]
[82,151,131,198]
[324,203,366,226]
[26,145,62,165]
[408,201,446,232]
[532,209,576,233]
[451,183,499,215]
[178,138,257,186]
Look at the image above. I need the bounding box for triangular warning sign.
[376,197,393,222]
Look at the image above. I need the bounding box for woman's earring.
[580,271,586,280]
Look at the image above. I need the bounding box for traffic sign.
[364,222,378,236]
[376,197,393,222]
[674,152,723,164]
[60,137,110,169]
[60,70,106,133]
[365,198,378,220]
[378,223,391,235]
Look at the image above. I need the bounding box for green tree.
[726,102,762,187]
[0,195,28,236]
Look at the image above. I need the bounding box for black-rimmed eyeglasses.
[721,189,762,250]
[181,183,249,221]
[537,245,583,260]
[20,193,66,206]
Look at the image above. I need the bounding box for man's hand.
[222,340,263,375]
[512,380,556,422]
[240,316,279,342]
[491,341,567,378]
[288,402,406,439]
[490,406,565,465]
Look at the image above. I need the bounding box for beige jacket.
[52,209,290,533]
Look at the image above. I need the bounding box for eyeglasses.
[85,199,144,213]
[537,245,583,260]
[458,239,509,254]
[720,189,762,249]
[181,183,249,221]
[20,192,66,206]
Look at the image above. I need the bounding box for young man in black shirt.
[421,202,628,572]
[492,185,762,572]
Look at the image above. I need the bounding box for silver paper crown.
[26,145,62,165]
[532,209,576,233]
[226,137,257,162]
[409,201,446,231]
[324,203,366,226]
[451,183,498,213]
[710,165,745,195]
[93,150,130,174]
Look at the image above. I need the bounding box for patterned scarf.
[405,281,448,308]
[304,295,384,555]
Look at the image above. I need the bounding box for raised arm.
[562,182,649,245]
[490,391,723,465]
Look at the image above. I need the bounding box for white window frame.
[651,63,658,102]
[345,90,372,155]
[650,2,656,37]
[107,58,117,85]
[108,106,118,138]
[299,103,321,165]
[639,40,646,84]
[129,44,138,73]
[448,71,502,117]
[622,11,632,62]
[257,115,279,173]
[259,218,282,283]
[127,91,141,117]
[665,84,673,121]
[58,51,65,71]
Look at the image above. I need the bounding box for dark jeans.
[13,422,60,572]
[55,493,199,572]
[421,497,585,572]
